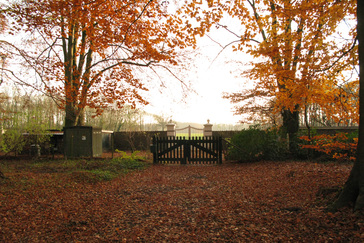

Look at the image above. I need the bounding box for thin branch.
[148,65,167,88]
[89,60,156,86]
[216,23,241,39]
[36,27,63,63]
[0,40,64,107]
[206,22,260,68]
[152,63,189,89]
[90,45,134,69]
[215,23,261,44]
[122,0,154,44]
[102,0,155,62]
[206,34,223,48]
[315,36,358,73]
[4,68,64,107]
[208,40,241,68]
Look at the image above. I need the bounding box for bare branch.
[3,68,64,107]
[205,34,223,48]
[152,63,190,90]
[208,40,240,68]
[89,60,156,85]
[315,36,358,73]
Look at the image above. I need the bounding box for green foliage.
[114,150,143,161]
[264,128,289,161]
[0,129,26,154]
[88,170,114,181]
[0,114,50,155]
[0,91,64,131]
[346,130,359,142]
[110,150,146,172]
[68,171,108,184]
[227,125,288,162]
[71,154,146,181]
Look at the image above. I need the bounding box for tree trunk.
[65,104,76,127]
[64,104,85,127]
[282,106,300,155]
[77,108,85,126]
[330,0,364,212]
[329,160,364,211]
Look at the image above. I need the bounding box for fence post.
[203,119,213,137]
[166,120,176,137]
[218,136,223,164]
[151,136,157,164]
[182,138,188,164]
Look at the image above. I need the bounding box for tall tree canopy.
[179,0,358,152]
[5,0,194,126]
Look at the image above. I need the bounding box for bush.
[0,116,50,155]
[0,129,27,155]
[299,132,357,161]
[227,126,288,162]
[74,151,147,178]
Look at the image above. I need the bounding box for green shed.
[64,126,102,158]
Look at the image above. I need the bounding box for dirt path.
[1,161,363,242]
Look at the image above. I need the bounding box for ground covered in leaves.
[1,159,364,242]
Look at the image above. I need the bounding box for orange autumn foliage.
[7,0,195,126]
[300,133,358,161]
[179,0,358,127]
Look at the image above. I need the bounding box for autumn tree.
[5,0,194,127]
[330,0,364,212]
[0,5,7,179]
[0,4,9,90]
[178,0,357,153]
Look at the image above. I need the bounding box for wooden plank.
[152,136,222,165]
[218,137,222,164]
[190,142,218,157]
[157,141,183,156]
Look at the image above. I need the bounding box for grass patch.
[68,170,113,184]
[0,151,149,184]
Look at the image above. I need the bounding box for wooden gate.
[151,136,223,164]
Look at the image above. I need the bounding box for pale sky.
[143,51,244,124]
[143,22,249,125]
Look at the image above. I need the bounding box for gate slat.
[152,136,222,164]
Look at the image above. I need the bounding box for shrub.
[109,150,146,171]
[263,128,289,160]
[0,116,50,155]
[227,126,288,162]
[299,132,357,161]
[0,129,27,155]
